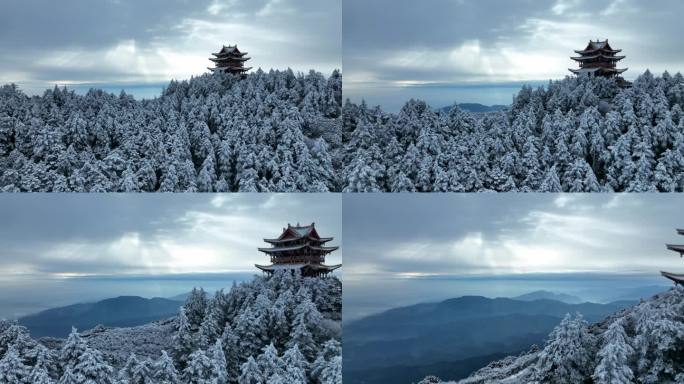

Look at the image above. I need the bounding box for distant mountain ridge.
[438,103,507,113]
[344,295,635,384]
[513,290,583,304]
[19,295,182,338]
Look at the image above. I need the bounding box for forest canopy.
[342,71,684,192]
[0,69,342,192]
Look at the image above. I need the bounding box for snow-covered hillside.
[0,69,342,192]
[342,71,684,192]
[0,271,342,383]
[424,286,684,384]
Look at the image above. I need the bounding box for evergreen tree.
[535,313,596,383]
[319,355,342,384]
[173,307,196,369]
[71,347,114,384]
[182,349,216,384]
[592,320,635,384]
[0,344,30,384]
[59,327,87,371]
[237,357,261,384]
[153,351,179,384]
[209,340,228,384]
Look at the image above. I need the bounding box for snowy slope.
[426,286,684,384]
[0,271,342,383]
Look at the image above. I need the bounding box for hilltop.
[342,70,684,192]
[0,69,342,192]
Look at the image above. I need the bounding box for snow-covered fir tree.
[0,270,341,384]
[0,69,342,192]
[342,71,684,192]
[534,313,596,383]
[592,319,635,384]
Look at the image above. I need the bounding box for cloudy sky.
[343,0,684,111]
[0,194,341,318]
[0,0,341,97]
[343,194,681,319]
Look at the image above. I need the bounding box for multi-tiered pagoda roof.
[569,39,627,79]
[256,223,341,277]
[661,229,684,285]
[208,45,252,76]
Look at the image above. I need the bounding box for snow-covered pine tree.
[58,367,78,384]
[535,313,596,383]
[209,340,228,384]
[59,327,88,372]
[237,357,260,384]
[129,358,154,384]
[319,355,342,384]
[153,351,179,384]
[182,349,217,384]
[172,307,196,369]
[255,343,285,382]
[281,345,307,383]
[71,347,114,384]
[0,344,30,384]
[592,319,635,384]
[287,297,324,361]
[118,353,139,383]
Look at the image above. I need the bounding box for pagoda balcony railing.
[271,256,325,264]
[579,62,617,69]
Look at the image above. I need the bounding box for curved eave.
[675,229,684,236]
[258,245,339,254]
[323,264,342,271]
[209,57,251,63]
[209,67,251,72]
[574,48,622,54]
[569,67,627,74]
[264,236,333,244]
[662,271,684,284]
[666,244,684,255]
[212,52,248,58]
[570,55,625,61]
[569,68,600,74]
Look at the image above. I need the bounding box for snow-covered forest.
[423,287,684,384]
[0,271,342,383]
[0,69,342,192]
[342,71,684,192]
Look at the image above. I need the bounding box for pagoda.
[208,45,252,76]
[256,223,341,277]
[569,39,627,80]
[661,228,684,285]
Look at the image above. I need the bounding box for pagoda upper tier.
[208,45,252,76]
[256,223,341,277]
[661,228,684,285]
[569,39,627,78]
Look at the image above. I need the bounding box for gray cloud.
[0,0,341,92]
[343,0,684,108]
[0,194,342,277]
[342,194,684,276]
